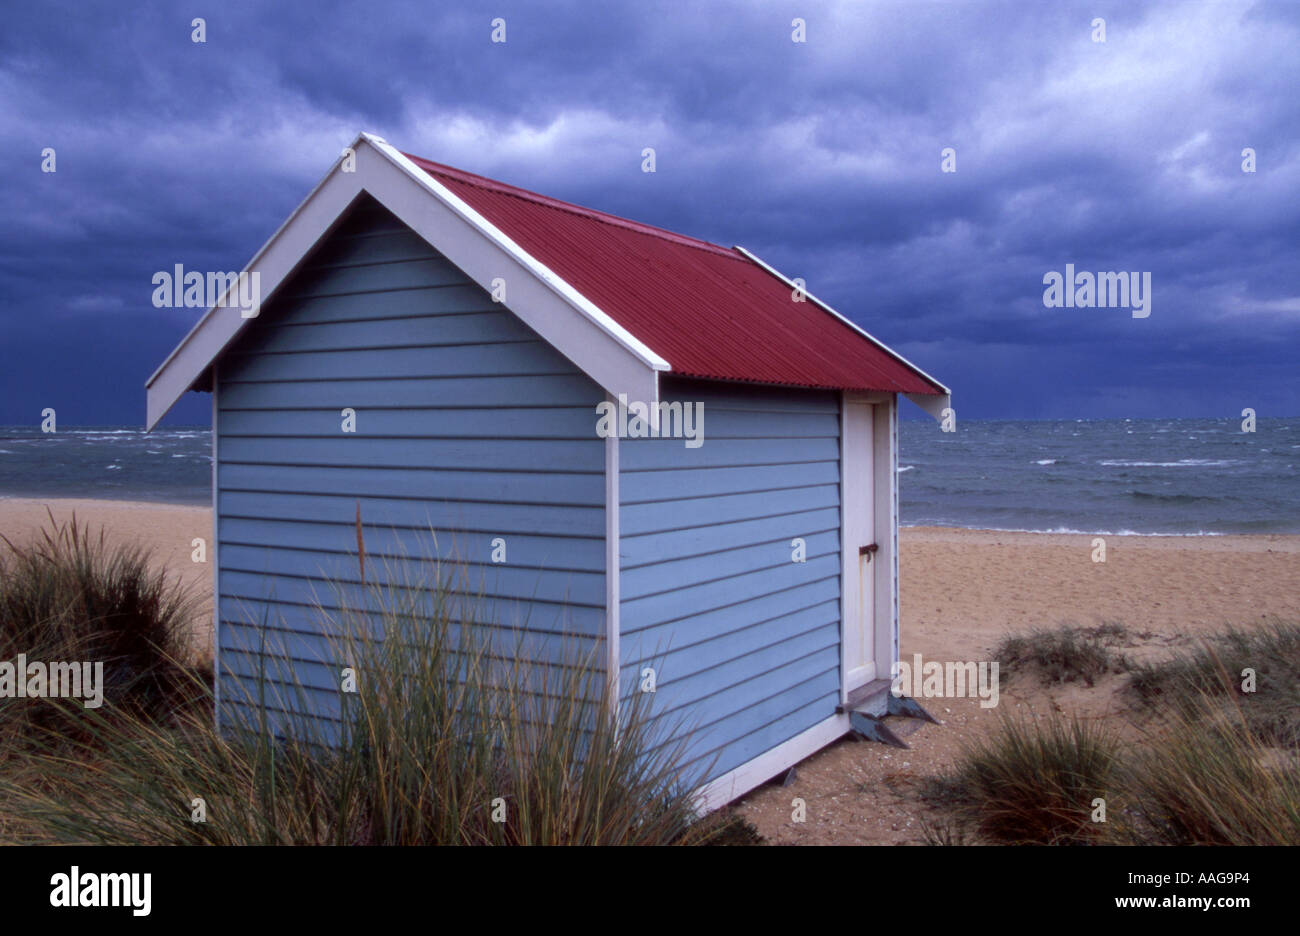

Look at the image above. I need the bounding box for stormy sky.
[1,0,1296,425]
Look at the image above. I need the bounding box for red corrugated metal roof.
[404,153,944,395]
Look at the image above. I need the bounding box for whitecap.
[952,525,1225,537]
[1100,458,1236,468]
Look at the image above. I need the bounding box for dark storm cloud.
[1,0,1295,424]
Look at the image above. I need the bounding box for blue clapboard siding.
[619,378,842,783]
[214,196,606,731]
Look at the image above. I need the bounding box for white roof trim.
[145,132,667,429]
[733,245,951,396]
[145,139,359,392]
[363,134,669,373]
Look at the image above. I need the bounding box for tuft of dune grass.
[0,511,204,746]
[923,713,1119,845]
[1116,698,1300,845]
[1129,621,1300,748]
[993,623,1131,687]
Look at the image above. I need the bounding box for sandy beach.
[900,525,1300,662]
[742,525,1300,844]
[3,497,1298,842]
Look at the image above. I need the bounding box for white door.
[843,401,876,692]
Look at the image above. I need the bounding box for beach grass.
[0,511,203,744]
[923,713,1120,845]
[1129,621,1300,748]
[930,622,1300,845]
[993,623,1131,687]
[6,513,1295,846]
[0,517,736,845]
[1118,700,1300,845]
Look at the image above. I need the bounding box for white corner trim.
[889,396,901,667]
[145,131,666,429]
[733,245,951,396]
[693,713,850,815]
[873,397,898,672]
[837,392,849,705]
[604,413,621,715]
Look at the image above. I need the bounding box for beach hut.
[145,132,950,810]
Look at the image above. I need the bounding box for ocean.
[0,427,212,506]
[0,418,1296,535]
[897,417,1299,535]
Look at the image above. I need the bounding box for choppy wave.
[1099,458,1239,468]
[1127,490,1223,504]
[901,522,1228,537]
